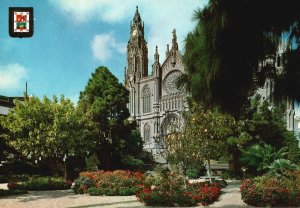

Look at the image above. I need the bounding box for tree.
[183,0,300,116]
[228,96,300,176]
[0,96,90,176]
[78,66,145,169]
[166,103,235,182]
[240,144,288,176]
[243,98,300,163]
[268,159,297,177]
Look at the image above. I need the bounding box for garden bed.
[8,177,72,191]
[240,171,300,207]
[137,170,222,207]
[73,170,145,196]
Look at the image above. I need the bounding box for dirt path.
[208,181,248,207]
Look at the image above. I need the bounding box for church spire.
[133,6,141,24]
[152,45,160,78]
[166,44,170,57]
[126,6,148,80]
[154,45,159,63]
[131,5,144,39]
[171,29,178,51]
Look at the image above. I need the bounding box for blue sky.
[0,0,208,104]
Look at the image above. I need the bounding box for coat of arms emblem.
[9,7,34,38]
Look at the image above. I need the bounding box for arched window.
[144,123,150,143]
[142,85,151,113]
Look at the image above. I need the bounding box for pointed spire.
[166,44,170,57]
[154,45,159,63]
[171,29,178,51]
[133,5,141,23]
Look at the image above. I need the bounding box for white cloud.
[91,33,126,62]
[49,0,134,24]
[0,63,27,91]
[50,0,208,63]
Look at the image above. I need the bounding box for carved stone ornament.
[163,70,183,94]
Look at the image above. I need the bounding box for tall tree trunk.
[230,145,242,177]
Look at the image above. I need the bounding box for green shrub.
[8,177,72,191]
[0,174,36,183]
[213,179,228,188]
[73,170,144,196]
[185,167,199,179]
[119,186,139,196]
[0,189,28,197]
[185,165,206,179]
[122,155,143,170]
[241,172,300,207]
[85,154,99,171]
[221,170,236,179]
[73,176,93,194]
[137,170,222,207]
[87,186,102,196]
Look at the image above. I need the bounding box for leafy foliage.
[78,66,147,169]
[228,98,300,176]
[166,103,236,181]
[183,0,300,115]
[8,177,72,191]
[240,144,288,175]
[268,159,298,177]
[73,170,145,196]
[241,172,300,207]
[137,170,221,207]
[0,96,91,175]
[85,153,99,171]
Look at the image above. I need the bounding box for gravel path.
[0,182,248,208]
[208,181,248,207]
[0,189,144,208]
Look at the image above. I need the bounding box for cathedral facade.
[257,42,300,140]
[124,7,187,161]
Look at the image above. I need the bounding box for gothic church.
[124,7,187,161]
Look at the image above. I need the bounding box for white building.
[124,7,188,161]
[257,42,300,141]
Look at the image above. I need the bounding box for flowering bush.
[136,170,221,207]
[241,172,300,207]
[73,176,93,194]
[8,177,72,191]
[186,182,221,206]
[73,170,145,196]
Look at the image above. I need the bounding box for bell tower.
[125,6,148,85]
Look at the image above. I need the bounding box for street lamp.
[63,154,67,179]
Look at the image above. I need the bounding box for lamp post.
[63,154,67,179]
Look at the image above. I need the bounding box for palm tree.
[241,144,288,175]
[268,159,297,177]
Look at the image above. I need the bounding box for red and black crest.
[9,7,34,38]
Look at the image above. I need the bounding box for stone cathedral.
[124,7,187,161]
